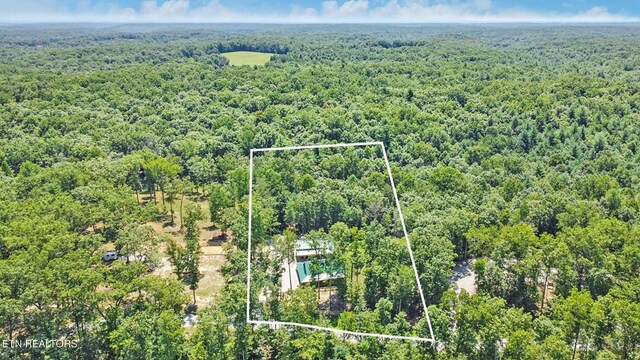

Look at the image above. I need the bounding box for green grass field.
[221,51,276,66]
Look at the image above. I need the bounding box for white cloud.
[0,0,638,23]
[290,5,318,19]
[141,0,191,17]
[199,0,238,18]
[308,0,640,23]
[474,0,492,11]
[139,0,244,21]
[322,0,369,19]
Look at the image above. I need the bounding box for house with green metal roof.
[294,239,344,285]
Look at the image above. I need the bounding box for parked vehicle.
[102,251,119,262]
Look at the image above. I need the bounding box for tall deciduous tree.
[554,288,601,360]
[145,156,183,210]
[190,307,234,360]
[110,310,185,360]
[183,203,204,304]
[209,182,231,228]
[275,228,297,292]
[115,224,158,265]
[411,228,456,304]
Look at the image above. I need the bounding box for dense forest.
[0,24,640,359]
[248,144,437,340]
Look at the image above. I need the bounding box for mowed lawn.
[221,51,275,66]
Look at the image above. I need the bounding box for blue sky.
[1,0,639,23]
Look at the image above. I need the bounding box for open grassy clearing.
[221,51,275,66]
[143,192,227,307]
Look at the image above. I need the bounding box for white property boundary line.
[246,141,435,343]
